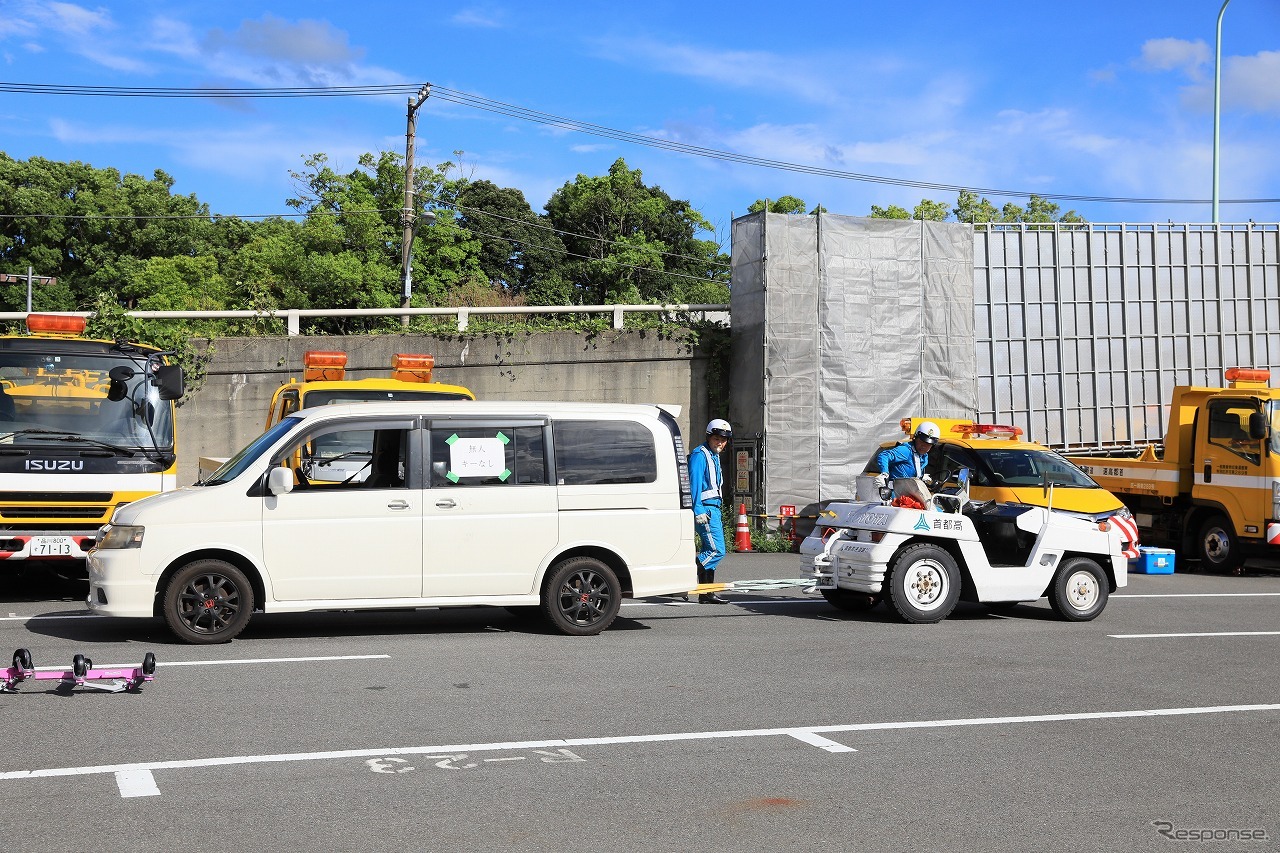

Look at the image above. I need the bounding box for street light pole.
[1212,0,1232,224]
[400,84,432,327]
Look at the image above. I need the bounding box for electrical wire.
[3,80,1276,206]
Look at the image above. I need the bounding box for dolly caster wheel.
[142,652,156,676]
[72,654,88,678]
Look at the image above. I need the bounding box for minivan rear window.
[554,420,657,485]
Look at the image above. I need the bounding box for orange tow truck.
[1064,368,1280,573]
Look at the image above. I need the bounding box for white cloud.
[593,37,844,105]
[1138,37,1209,78]
[1225,50,1280,112]
[204,14,363,65]
[38,1,112,37]
[570,143,613,153]
[451,9,504,28]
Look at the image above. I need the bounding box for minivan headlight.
[97,524,144,549]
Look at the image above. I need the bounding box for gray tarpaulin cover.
[730,212,976,516]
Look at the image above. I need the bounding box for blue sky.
[1,1,1278,245]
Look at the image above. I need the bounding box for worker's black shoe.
[699,592,730,604]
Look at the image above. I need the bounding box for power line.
[4,80,1276,207]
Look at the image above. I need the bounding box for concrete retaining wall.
[177,330,713,485]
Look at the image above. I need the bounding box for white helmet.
[914,421,941,445]
[706,418,733,438]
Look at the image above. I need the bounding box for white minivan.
[87,401,697,643]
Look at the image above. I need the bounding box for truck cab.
[1068,368,1280,572]
[266,350,474,429]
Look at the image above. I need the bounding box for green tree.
[748,195,808,215]
[913,199,950,221]
[543,158,727,304]
[454,179,570,303]
[869,204,912,220]
[953,190,1002,224]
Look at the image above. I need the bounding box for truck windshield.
[200,417,301,486]
[1271,401,1280,457]
[0,349,174,451]
[304,389,471,406]
[976,448,1099,488]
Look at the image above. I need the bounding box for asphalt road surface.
[0,555,1277,853]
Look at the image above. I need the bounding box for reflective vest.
[692,444,723,505]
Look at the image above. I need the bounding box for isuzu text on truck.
[1065,367,1280,573]
[0,314,183,566]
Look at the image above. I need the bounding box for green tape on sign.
[446,471,459,483]
[496,432,509,444]
[500,469,511,481]
[445,434,458,445]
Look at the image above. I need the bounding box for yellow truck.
[1064,367,1280,574]
[0,313,184,567]
[264,350,474,429]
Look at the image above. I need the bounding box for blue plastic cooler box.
[1130,546,1176,574]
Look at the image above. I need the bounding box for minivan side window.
[554,420,657,485]
[276,422,413,490]
[429,425,547,487]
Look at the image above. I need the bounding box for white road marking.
[1110,631,1280,639]
[20,654,390,673]
[114,769,160,798]
[3,703,1276,797]
[1112,592,1280,598]
[787,731,857,752]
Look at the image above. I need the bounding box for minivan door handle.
[387,499,410,510]
[435,498,457,509]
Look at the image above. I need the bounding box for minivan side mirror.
[267,466,294,496]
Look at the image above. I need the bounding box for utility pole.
[0,266,57,311]
[400,84,432,327]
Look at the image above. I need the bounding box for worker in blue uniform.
[689,418,732,604]
[874,421,941,488]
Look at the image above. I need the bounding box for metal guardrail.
[0,304,731,335]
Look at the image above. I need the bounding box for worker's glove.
[873,473,889,489]
[695,513,710,525]
[922,474,933,486]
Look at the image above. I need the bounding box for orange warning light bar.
[963,423,1024,439]
[302,350,347,382]
[26,313,87,337]
[391,353,434,384]
[1225,367,1270,384]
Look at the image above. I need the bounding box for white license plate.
[30,536,75,557]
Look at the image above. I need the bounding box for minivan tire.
[541,556,621,636]
[163,559,254,644]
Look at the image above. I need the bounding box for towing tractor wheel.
[1197,514,1244,575]
[142,652,156,676]
[163,559,255,644]
[72,654,88,678]
[541,556,621,636]
[886,543,962,624]
[820,588,880,612]
[1049,557,1109,621]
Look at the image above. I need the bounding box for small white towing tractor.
[800,469,1129,623]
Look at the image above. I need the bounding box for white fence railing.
[0,304,731,335]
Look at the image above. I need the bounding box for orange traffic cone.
[734,503,753,552]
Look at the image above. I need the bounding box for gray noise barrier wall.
[730,212,976,516]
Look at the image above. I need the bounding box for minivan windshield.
[199,417,300,485]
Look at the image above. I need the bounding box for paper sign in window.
[445,432,511,482]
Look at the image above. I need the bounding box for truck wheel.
[1197,515,1243,575]
[163,559,254,644]
[541,557,621,636]
[1049,557,1109,621]
[886,543,961,624]
[820,589,879,612]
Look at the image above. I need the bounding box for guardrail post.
[613,306,624,330]
[457,309,469,331]
[286,310,300,337]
